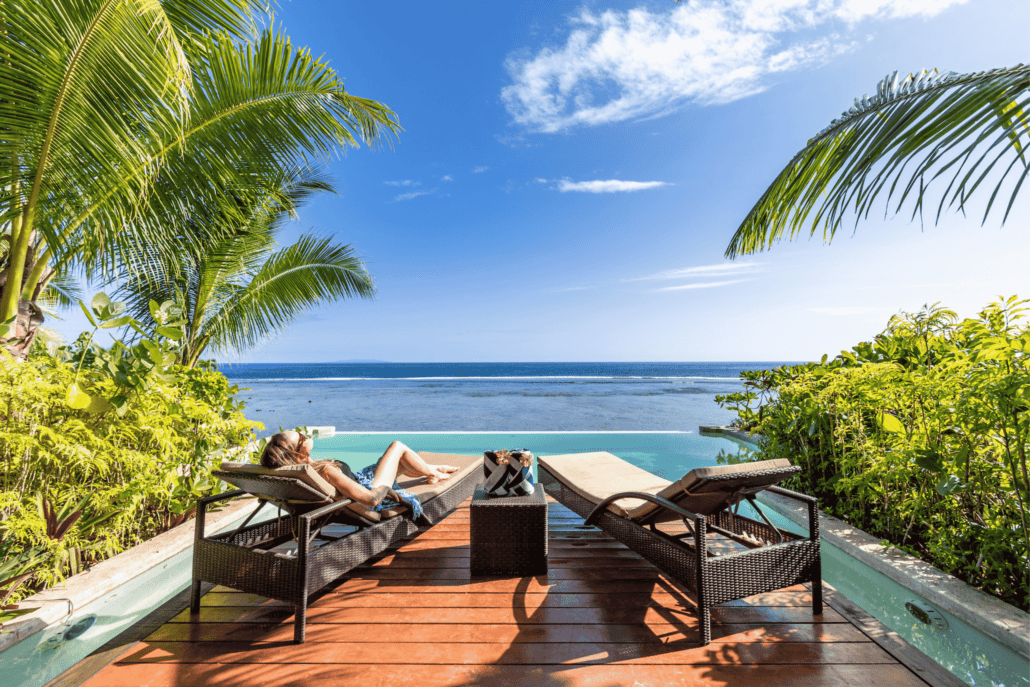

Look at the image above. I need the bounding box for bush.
[718,298,1029,611]
[0,297,261,617]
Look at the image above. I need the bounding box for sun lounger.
[191,452,482,643]
[538,452,822,645]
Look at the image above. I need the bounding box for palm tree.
[0,1,399,359]
[726,65,1030,258]
[114,168,375,367]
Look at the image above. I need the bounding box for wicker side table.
[470,488,548,576]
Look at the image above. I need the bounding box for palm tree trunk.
[0,248,44,362]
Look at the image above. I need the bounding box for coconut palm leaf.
[726,65,1030,258]
[49,27,400,283]
[196,235,374,364]
[114,166,373,366]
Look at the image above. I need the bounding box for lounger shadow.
[538,453,822,645]
[191,452,482,643]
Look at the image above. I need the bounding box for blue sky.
[54,0,1030,362]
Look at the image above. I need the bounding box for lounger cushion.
[538,452,671,518]
[539,453,794,520]
[219,461,337,501]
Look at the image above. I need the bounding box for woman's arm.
[317,464,394,507]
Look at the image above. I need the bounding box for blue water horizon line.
[218,360,804,382]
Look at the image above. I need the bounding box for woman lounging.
[260,431,459,521]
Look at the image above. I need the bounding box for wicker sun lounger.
[192,452,482,643]
[538,453,822,645]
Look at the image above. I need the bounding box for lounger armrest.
[586,492,703,527]
[765,485,817,504]
[299,498,381,528]
[198,489,247,508]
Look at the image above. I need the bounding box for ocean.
[221,362,792,436]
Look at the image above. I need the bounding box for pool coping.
[0,495,259,655]
[701,425,1030,660]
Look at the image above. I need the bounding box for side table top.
[471,488,546,507]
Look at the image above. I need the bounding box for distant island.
[332,359,391,364]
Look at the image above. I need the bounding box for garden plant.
[0,294,260,625]
[717,297,1029,611]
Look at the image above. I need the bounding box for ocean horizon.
[223,361,796,436]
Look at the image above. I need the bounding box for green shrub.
[718,298,1029,611]
[0,296,261,612]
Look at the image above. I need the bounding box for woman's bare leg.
[371,441,458,488]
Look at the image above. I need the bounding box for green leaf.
[875,411,906,434]
[935,475,963,496]
[78,300,98,327]
[84,395,114,414]
[99,316,132,330]
[156,326,183,341]
[91,293,111,317]
[65,384,90,410]
[913,449,944,474]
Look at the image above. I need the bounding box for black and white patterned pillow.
[483,450,535,496]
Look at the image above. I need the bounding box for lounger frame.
[540,467,822,645]
[191,467,480,643]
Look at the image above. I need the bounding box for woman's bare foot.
[425,465,459,484]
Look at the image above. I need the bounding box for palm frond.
[37,273,83,311]
[726,65,1030,258]
[52,28,399,282]
[198,236,375,361]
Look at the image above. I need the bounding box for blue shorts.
[351,464,423,520]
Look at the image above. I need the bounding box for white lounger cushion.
[539,452,793,520]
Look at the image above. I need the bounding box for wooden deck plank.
[73,494,944,687]
[146,621,872,644]
[112,639,899,665]
[197,590,818,608]
[168,605,846,626]
[81,661,932,687]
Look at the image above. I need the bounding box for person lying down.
[260,431,459,522]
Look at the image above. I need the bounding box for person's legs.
[371,441,458,487]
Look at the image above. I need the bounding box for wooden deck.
[72,495,949,687]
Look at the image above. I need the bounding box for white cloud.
[629,261,762,281]
[472,166,490,173]
[657,279,750,291]
[807,306,886,315]
[385,180,420,187]
[557,179,668,193]
[502,0,968,132]
[394,190,433,201]
[441,175,454,182]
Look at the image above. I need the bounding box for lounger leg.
[699,605,712,646]
[812,561,824,616]
[189,579,203,615]
[695,515,711,646]
[294,600,307,644]
[808,500,823,616]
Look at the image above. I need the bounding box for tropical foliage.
[113,168,376,367]
[0,295,259,619]
[717,298,1030,610]
[0,0,399,358]
[727,65,1030,257]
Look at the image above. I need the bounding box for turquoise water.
[308,431,737,478]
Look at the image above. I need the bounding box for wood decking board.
[75,496,945,687]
